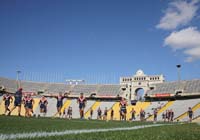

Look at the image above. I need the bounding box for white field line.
[0,124,171,140]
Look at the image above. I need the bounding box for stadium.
[0,69,200,140]
[1,0,200,140]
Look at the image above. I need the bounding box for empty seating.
[72,85,98,95]
[0,77,17,92]
[147,80,200,95]
[0,77,123,96]
[97,85,122,96]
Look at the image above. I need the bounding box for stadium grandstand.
[0,69,200,122]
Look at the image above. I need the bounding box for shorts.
[26,104,33,109]
[44,107,47,113]
[5,101,10,106]
[121,108,127,114]
[79,103,85,109]
[40,104,46,109]
[57,103,63,108]
[14,100,21,107]
[68,111,72,115]
[24,104,28,108]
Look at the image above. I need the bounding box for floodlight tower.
[16,70,21,89]
[176,64,181,82]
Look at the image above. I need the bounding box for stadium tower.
[120,70,165,103]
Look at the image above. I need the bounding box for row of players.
[2,88,86,118]
[2,89,133,120]
[1,88,194,122]
[1,88,134,120]
[2,88,126,120]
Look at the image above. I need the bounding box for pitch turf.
[0,116,200,140]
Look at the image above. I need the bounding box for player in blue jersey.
[130,108,136,121]
[103,107,108,121]
[24,94,35,117]
[77,93,87,119]
[188,107,193,122]
[39,96,48,117]
[3,92,13,115]
[119,98,127,121]
[55,93,65,117]
[8,88,23,116]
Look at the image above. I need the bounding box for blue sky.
[0,0,200,83]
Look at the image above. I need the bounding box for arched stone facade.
[120,70,165,100]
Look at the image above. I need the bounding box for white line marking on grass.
[0,124,171,140]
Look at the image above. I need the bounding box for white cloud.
[156,0,199,30]
[184,47,200,62]
[164,27,200,62]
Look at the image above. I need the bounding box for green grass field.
[0,116,200,140]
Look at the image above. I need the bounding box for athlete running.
[8,88,23,116]
[3,92,13,115]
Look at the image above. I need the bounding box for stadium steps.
[144,101,167,120]
[126,102,151,120]
[45,98,57,117]
[193,115,200,122]
[82,101,96,119]
[106,102,115,120]
[0,96,5,114]
[34,99,41,116]
[110,102,120,120]
[96,101,115,120]
[82,100,95,119]
[54,99,71,117]
[0,96,2,103]
[175,103,200,121]
[147,101,174,121]
[70,99,79,118]
[105,102,151,121]
[61,99,72,113]
[84,101,101,119]
[32,98,40,115]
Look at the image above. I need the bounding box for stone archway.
[135,88,145,101]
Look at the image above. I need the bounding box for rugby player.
[55,92,65,117]
[119,98,127,121]
[188,107,193,122]
[8,88,23,116]
[3,92,13,115]
[24,94,35,117]
[39,96,48,117]
[77,93,86,119]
